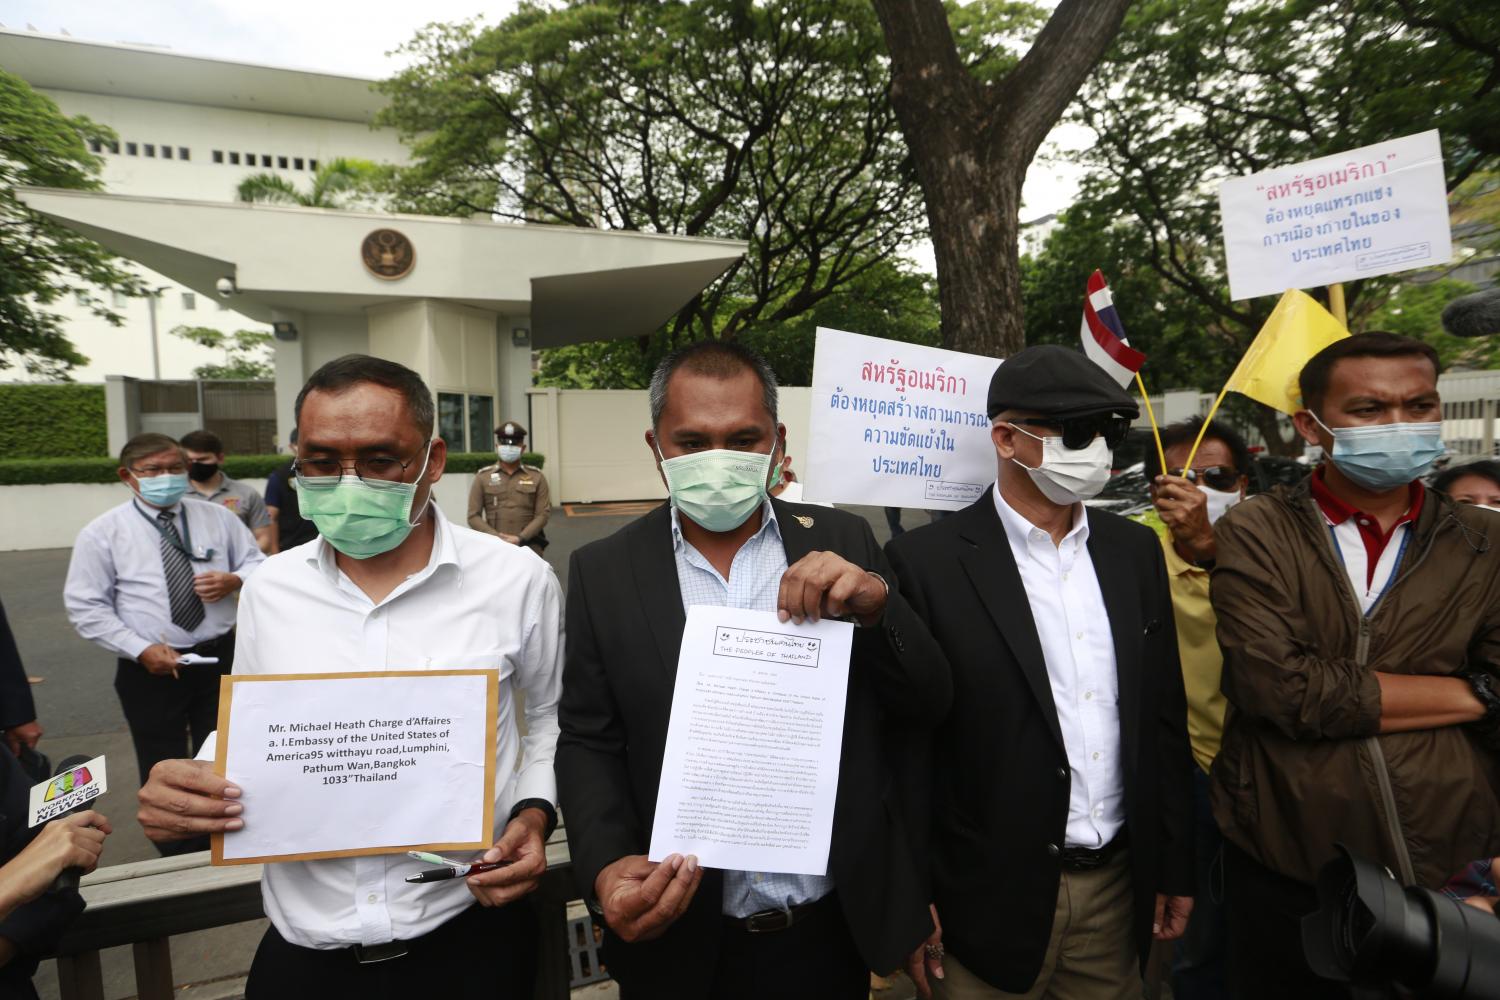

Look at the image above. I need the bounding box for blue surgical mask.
[135,472,189,508]
[1310,412,1444,491]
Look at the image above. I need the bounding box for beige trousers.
[933,851,1142,1000]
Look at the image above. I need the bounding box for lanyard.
[1327,522,1412,616]
[133,500,215,562]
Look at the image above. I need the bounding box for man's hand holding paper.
[777,551,888,626]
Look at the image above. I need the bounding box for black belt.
[172,630,234,657]
[1060,832,1128,873]
[726,892,838,934]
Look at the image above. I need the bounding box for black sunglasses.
[1011,415,1132,451]
[1167,466,1242,491]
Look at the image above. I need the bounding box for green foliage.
[1365,277,1500,371]
[236,158,382,209]
[0,451,544,485]
[0,383,108,458]
[535,258,940,388]
[169,326,274,379]
[1037,0,1500,448]
[379,1,1039,345]
[0,69,149,377]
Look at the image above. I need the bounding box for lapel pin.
[794,515,814,528]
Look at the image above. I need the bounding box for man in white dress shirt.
[885,346,1195,999]
[134,356,564,998]
[65,432,265,855]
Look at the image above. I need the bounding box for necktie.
[158,510,205,631]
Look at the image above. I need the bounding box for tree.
[871,0,1133,358]
[380,1,1039,347]
[169,326,274,379]
[236,158,381,208]
[0,69,148,377]
[1041,0,1500,451]
[534,257,941,389]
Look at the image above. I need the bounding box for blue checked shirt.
[670,501,836,917]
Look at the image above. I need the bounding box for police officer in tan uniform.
[467,421,550,558]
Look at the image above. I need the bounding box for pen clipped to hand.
[404,850,513,884]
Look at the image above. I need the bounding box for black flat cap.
[986,344,1140,420]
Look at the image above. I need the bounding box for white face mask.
[1200,484,1243,524]
[1009,424,1113,505]
[497,444,523,463]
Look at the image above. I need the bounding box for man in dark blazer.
[886,345,1195,1000]
[556,341,950,1000]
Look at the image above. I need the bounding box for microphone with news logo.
[38,755,102,893]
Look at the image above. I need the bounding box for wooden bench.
[49,832,583,1000]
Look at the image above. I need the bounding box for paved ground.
[1,502,921,999]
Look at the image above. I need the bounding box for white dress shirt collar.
[993,482,1089,557]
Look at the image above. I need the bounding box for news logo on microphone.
[27,755,108,827]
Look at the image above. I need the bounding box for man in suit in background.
[556,340,951,1000]
[887,345,1195,1000]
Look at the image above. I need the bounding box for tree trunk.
[873,0,1134,358]
[1251,403,1302,457]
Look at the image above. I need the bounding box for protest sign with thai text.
[803,328,1000,510]
[1219,130,1451,301]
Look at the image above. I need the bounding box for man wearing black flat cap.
[886,345,1195,1000]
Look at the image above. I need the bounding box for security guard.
[468,420,550,558]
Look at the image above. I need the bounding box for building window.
[179,147,190,160]
[244,152,255,165]
[87,138,102,153]
[144,144,155,157]
[309,159,319,171]
[438,393,467,452]
[229,152,240,165]
[182,292,196,311]
[294,157,304,170]
[212,150,224,164]
[162,145,173,159]
[125,142,138,156]
[108,140,119,154]
[277,156,288,169]
[468,395,494,453]
[261,154,272,167]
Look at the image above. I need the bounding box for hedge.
[0,384,109,458]
[0,451,544,486]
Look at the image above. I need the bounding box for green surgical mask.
[297,444,432,559]
[657,441,778,533]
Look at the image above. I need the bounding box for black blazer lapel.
[770,497,825,566]
[629,504,687,679]
[1086,518,1141,778]
[957,490,1066,753]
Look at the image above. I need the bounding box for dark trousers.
[1171,766,1228,1000]
[114,631,234,857]
[1223,841,1352,1000]
[702,895,866,1000]
[245,899,538,1000]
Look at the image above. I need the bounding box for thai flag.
[1080,270,1146,388]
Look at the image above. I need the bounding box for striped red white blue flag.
[1080,269,1146,388]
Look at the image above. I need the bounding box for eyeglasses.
[1010,415,1132,451]
[1167,465,1242,491]
[292,441,431,485]
[130,462,187,478]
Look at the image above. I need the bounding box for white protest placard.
[650,607,852,876]
[1219,130,1452,301]
[213,670,497,865]
[803,327,1000,510]
[28,756,107,827]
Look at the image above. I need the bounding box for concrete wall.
[0,474,476,554]
[526,386,814,504]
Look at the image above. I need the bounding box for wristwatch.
[1465,672,1500,733]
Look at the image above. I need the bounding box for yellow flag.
[1225,289,1350,415]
